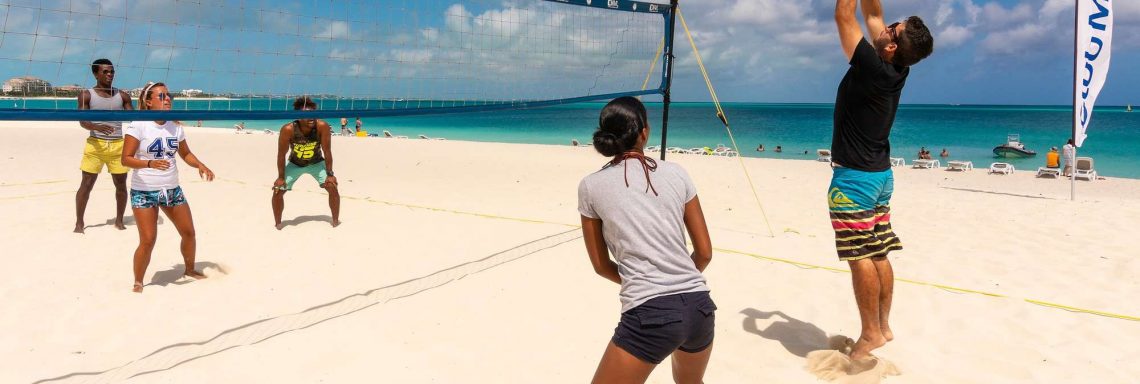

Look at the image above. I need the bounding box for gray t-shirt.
[578,158,709,313]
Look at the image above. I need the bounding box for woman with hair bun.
[121,82,214,293]
[577,96,715,383]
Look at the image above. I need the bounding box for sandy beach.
[1,121,1137,383]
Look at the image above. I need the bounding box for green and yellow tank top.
[288,121,324,167]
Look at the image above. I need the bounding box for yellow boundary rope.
[641,38,665,93]
[677,7,774,238]
[0,179,69,187]
[1,177,1135,322]
[716,247,1139,322]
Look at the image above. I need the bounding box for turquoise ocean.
[7,100,1139,179]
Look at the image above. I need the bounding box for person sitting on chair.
[1046,147,1060,169]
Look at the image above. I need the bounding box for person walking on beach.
[121,82,214,293]
[74,58,133,233]
[829,0,933,361]
[340,117,349,135]
[272,96,340,229]
[578,97,715,383]
[354,117,363,134]
[1062,139,1075,176]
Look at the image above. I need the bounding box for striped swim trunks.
[828,167,902,261]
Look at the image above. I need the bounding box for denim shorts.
[130,187,187,209]
[612,291,716,364]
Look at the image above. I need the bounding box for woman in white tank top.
[120,82,216,293]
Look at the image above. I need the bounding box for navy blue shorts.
[612,291,717,364]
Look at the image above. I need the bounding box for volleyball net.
[0,0,673,121]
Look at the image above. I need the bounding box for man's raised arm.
[836,0,863,62]
[861,0,887,43]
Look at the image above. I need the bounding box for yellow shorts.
[80,137,128,174]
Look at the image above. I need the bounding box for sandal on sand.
[132,282,144,293]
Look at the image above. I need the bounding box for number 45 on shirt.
[147,137,179,159]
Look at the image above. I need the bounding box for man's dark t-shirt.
[832,39,909,172]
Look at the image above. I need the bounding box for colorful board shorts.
[828,167,902,261]
[80,137,128,174]
[280,161,328,191]
[130,187,187,209]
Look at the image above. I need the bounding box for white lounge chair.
[644,145,660,152]
[989,162,1014,175]
[890,157,905,167]
[1074,157,1097,181]
[946,160,973,171]
[383,130,408,139]
[817,149,832,162]
[713,144,738,157]
[912,159,940,169]
[1036,167,1061,178]
[666,147,686,154]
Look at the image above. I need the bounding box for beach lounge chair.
[645,145,660,152]
[890,157,905,167]
[1036,167,1061,178]
[713,144,738,157]
[988,162,1014,175]
[946,160,973,171]
[666,147,686,154]
[1074,157,1097,181]
[383,130,408,139]
[817,149,832,162]
[912,159,940,169]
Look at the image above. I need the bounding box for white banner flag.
[1074,0,1113,148]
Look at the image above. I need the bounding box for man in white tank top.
[74,58,134,233]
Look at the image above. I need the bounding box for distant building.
[2,76,53,94]
[181,89,203,97]
[55,84,85,93]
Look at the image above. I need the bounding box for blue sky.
[0,0,1135,106]
[669,0,1137,105]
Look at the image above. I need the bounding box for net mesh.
[0,0,670,120]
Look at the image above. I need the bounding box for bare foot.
[132,282,143,293]
[114,219,126,230]
[881,325,894,342]
[74,223,85,234]
[275,223,284,230]
[849,334,887,361]
[184,270,208,279]
[331,219,340,228]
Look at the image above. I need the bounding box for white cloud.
[936,1,955,26]
[147,48,181,64]
[316,21,351,40]
[347,64,371,76]
[980,23,1049,56]
[937,25,973,48]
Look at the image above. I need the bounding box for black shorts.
[612,291,716,364]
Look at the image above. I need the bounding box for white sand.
[1,121,1137,383]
